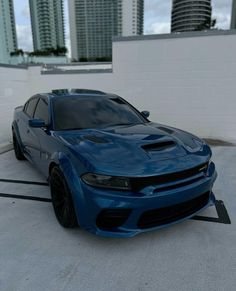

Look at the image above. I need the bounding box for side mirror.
[28,119,46,128]
[141,111,150,118]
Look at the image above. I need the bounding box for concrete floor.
[0,147,235,291]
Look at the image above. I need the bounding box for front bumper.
[73,162,217,237]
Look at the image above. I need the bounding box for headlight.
[206,159,213,176]
[81,173,131,190]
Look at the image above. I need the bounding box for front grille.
[130,162,208,192]
[153,176,204,193]
[138,191,210,229]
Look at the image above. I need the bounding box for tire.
[50,166,78,228]
[12,130,25,160]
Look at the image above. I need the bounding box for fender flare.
[12,121,24,151]
[49,152,86,225]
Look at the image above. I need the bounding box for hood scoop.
[158,126,174,135]
[83,135,108,144]
[142,140,176,152]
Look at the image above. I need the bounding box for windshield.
[52,96,147,130]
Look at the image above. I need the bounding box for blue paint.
[12,90,217,237]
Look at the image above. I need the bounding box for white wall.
[1,32,236,144]
[0,66,29,143]
[9,55,68,65]
[112,33,236,141]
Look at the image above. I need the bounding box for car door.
[17,96,39,158]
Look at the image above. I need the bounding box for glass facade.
[29,0,65,51]
[0,0,17,63]
[231,0,236,29]
[69,0,144,61]
[171,0,212,32]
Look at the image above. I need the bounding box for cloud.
[144,0,172,34]
[145,0,172,17]
[16,24,33,51]
[146,22,170,34]
[212,0,232,29]
[213,0,232,11]
[213,14,231,29]
[21,4,30,19]
[14,0,30,25]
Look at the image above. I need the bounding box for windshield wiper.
[63,127,84,131]
[107,122,142,127]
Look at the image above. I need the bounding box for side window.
[23,102,28,112]
[25,98,38,118]
[34,98,49,124]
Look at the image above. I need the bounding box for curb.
[0,142,13,154]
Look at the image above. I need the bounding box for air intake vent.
[158,127,174,134]
[83,135,108,144]
[142,141,175,151]
[137,192,210,229]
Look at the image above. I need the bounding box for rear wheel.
[50,166,78,228]
[12,130,25,160]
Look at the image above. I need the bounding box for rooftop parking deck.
[0,145,235,291]
[1,30,236,290]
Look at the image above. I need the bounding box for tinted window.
[34,98,49,123]
[25,98,38,117]
[23,102,28,112]
[53,96,145,130]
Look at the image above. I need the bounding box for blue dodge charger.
[12,89,217,237]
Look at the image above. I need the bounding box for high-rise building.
[231,0,236,29]
[0,0,17,63]
[29,0,65,51]
[69,0,144,62]
[122,0,144,36]
[171,0,212,33]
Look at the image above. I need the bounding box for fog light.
[96,209,131,230]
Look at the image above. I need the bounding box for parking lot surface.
[0,147,235,291]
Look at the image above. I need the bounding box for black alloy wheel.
[50,166,78,228]
[12,130,25,160]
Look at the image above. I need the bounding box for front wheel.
[50,166,78,228]
[12,130,25,160]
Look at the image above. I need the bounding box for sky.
[13,0,233,52]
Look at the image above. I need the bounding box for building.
[0,0,17,63]
[231,0,236,29]
[122,0,144,36]
[69,0,144,62]
[171,0,212,33]
[29,0,65,51]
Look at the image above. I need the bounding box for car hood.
[55,122,211,176]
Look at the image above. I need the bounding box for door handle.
[27,129,30,134]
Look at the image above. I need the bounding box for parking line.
[0,190,231,225]
[0,178,48,186]
[0,192,51,203]
[192,200,231,224]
